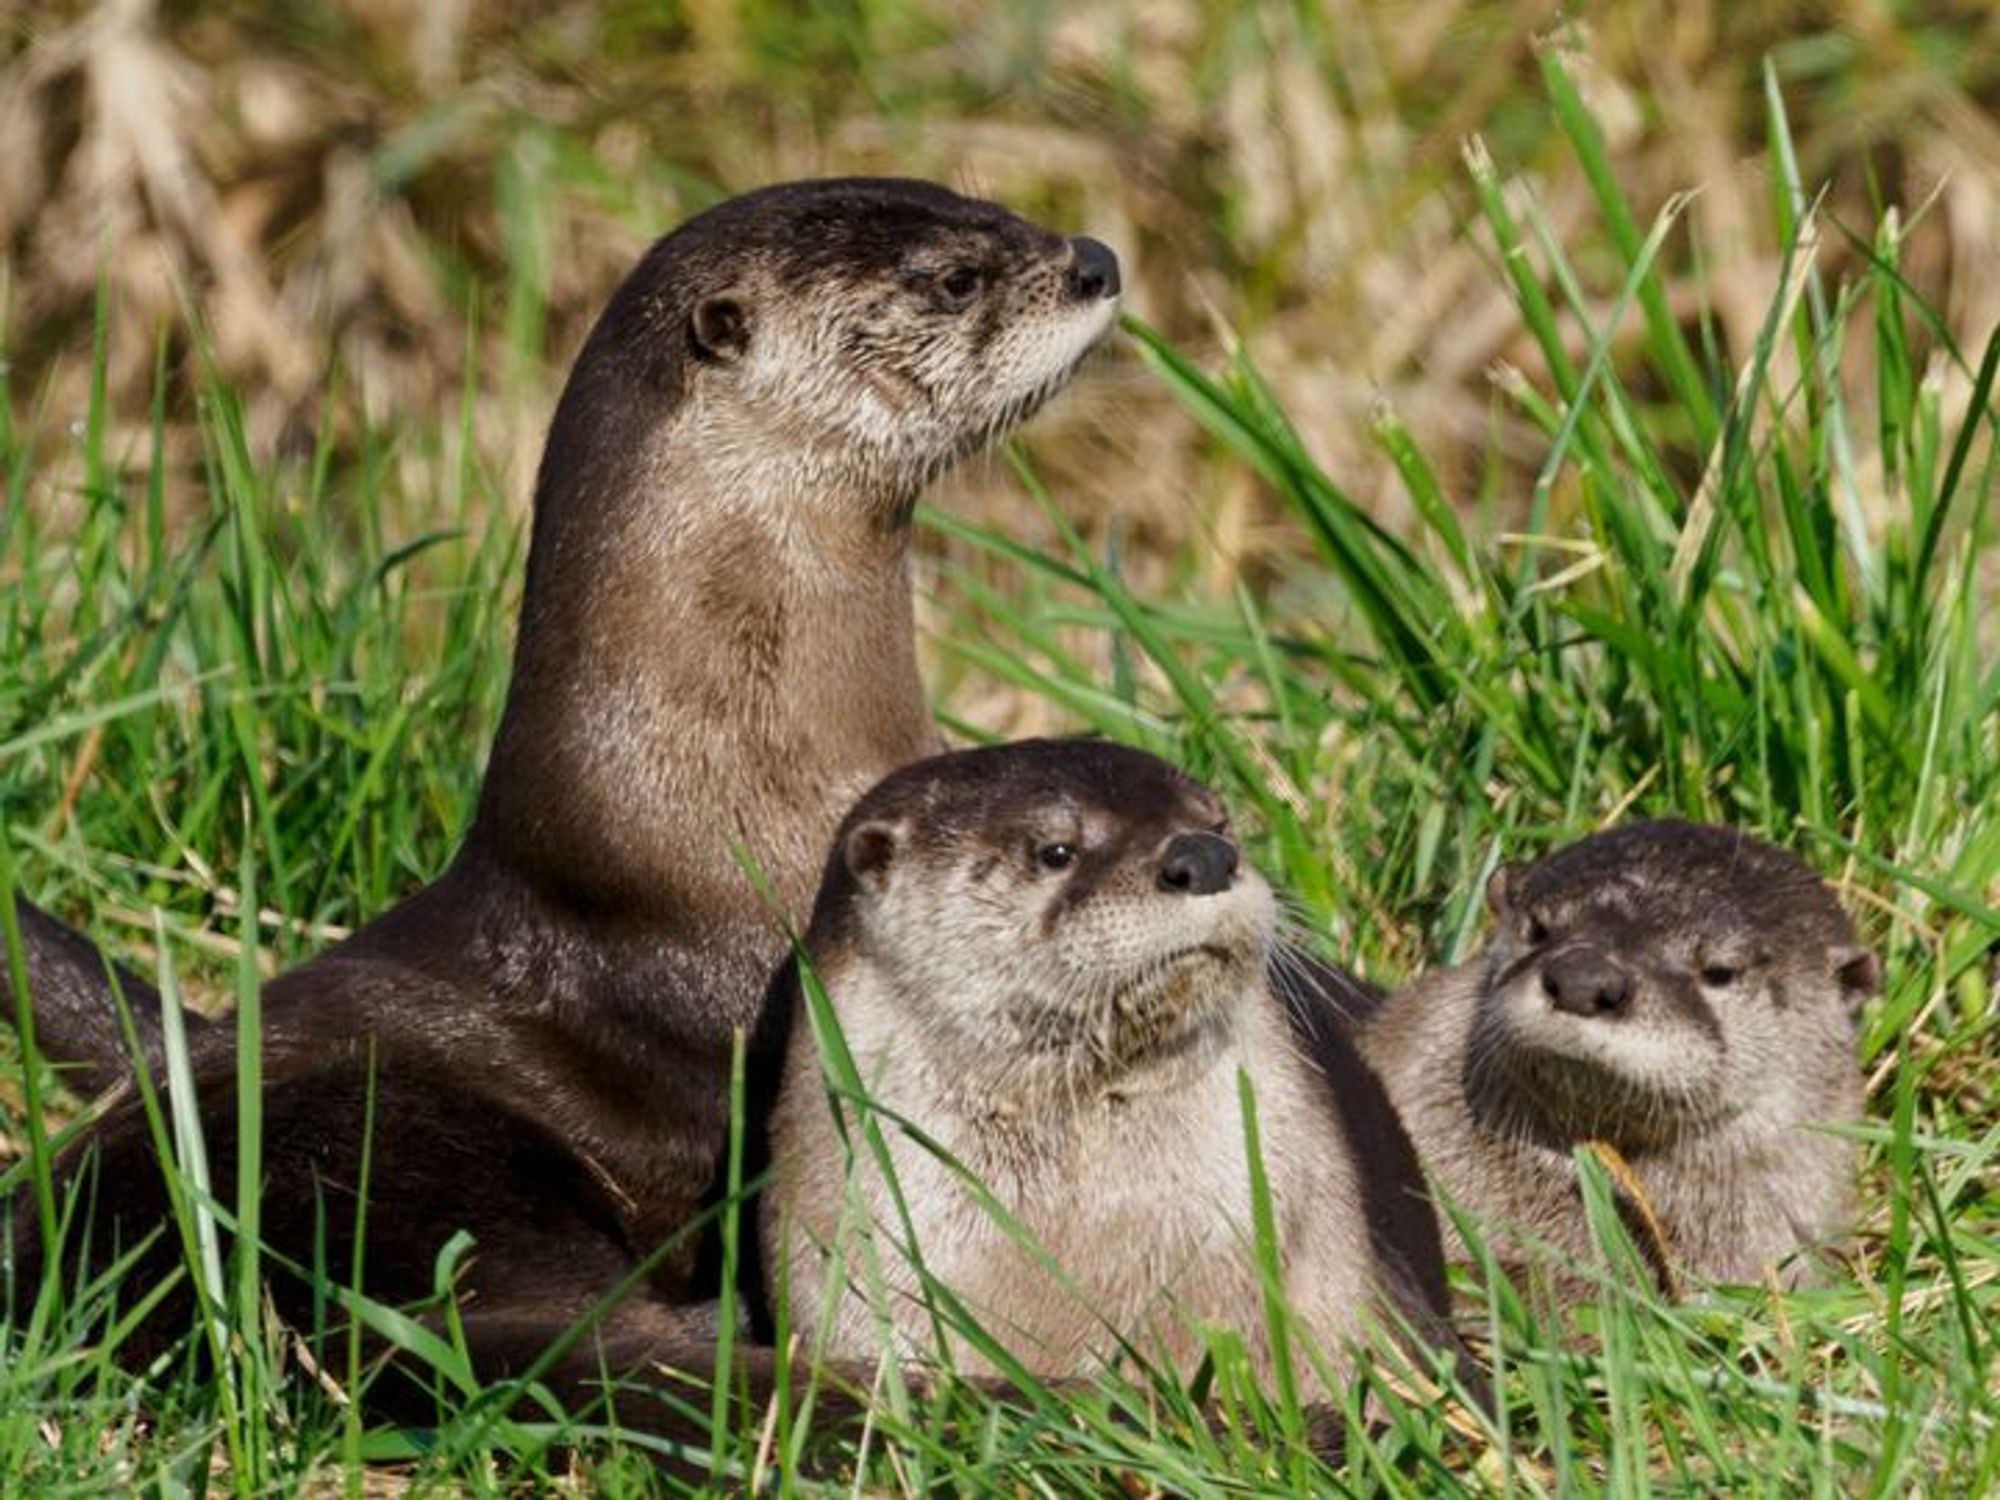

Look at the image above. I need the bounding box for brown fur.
[7,181,1124,1458]
[755,740,1457,1396]
[1359,820,1878,1292]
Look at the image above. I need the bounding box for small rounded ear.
[690,294,751,362]
[1486,864,1516,917]
[1832,943,1882,1005]
[843,819,905,892]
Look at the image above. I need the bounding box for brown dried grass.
[3,1,1996,577]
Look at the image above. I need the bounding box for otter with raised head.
[1358,821,1877,1292]
[8,181,1123,1436]
[8,180,1124,1097]
[757,740,1456,1392]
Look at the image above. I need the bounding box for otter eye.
[1035,842,1077,872]
[1700,963,1740,987]
[937,265,983,309]
[1524,916,1550,946]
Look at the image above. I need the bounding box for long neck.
[468,425,939,949]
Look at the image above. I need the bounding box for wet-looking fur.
[758,739,1456,1393]
[1359,820,1877,1291]
[5,180,1122,1447]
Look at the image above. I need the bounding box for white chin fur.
[1059,294,1122,364]
[993,297,1120,407]
[1056,871,1275,980]
[1494,979,1720,1099]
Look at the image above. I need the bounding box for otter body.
[11,181,1124,1429]
[759,741,1452,1389]
[1359,821,1877,1290]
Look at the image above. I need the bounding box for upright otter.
[10,180,1125,1095]
[757,740,1457,1394]
[8,181,1123,1437]
[1358,821,1878,1291]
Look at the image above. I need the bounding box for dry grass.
[5,2,1997,576]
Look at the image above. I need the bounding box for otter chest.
[779,1033,1370,1382]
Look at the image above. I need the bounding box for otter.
[1358,820,1878,1292]
[7,180,1124,1444]
[755,739,1458,1397]
[1,898,166,1095]
[9,181,1125,1095]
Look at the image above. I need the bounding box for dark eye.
[937,265,982,309]
[1700,963,1739,987]
[1036,842,1077,872]
[1524,916,1550,946]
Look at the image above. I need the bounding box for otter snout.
[1065,236,1122,301]
[1157,831,1239,896]
[1541,949,1634,1018]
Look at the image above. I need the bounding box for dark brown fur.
[747,740,1464,1396]
[1359,820,1878,1293]
[4,179,1123,1460]
[2,897,165,1094]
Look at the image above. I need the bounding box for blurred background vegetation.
[7,0,1997,586]
[2,0,1997,971]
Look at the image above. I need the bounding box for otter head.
[559,177,1121,526]
[1469,821,1877,1152]
[809,740,1274,1104]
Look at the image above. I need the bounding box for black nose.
[1157,832,1237,896]
[1065,236,1121,301]
[1541,951,1633,1018]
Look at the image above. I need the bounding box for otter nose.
[1541,951,1633,1018]
[1157,832,1237,896]
[1065,236,1121,301]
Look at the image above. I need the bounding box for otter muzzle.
[1066,236,1122,301]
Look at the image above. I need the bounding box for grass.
[9,2,1999,579]
[3,28,1998,1500]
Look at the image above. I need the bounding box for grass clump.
[1,33,1997,1500]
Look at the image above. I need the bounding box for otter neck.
[942,992,1242,1123]
[470,432,940,947]
[1464,1036,1713,1156]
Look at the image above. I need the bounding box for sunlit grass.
[1,28,1996,1500]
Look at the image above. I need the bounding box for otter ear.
[1486,864,1516,917]
[1832,944,1881,1006]
[690,294,751,362]
[843,818,905,893]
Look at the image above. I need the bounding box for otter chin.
[1361,820,1879,1292]
[1478,957,1736,1150]
[755,739,1456,1400]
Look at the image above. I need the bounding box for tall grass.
[2,39,1997,1500]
